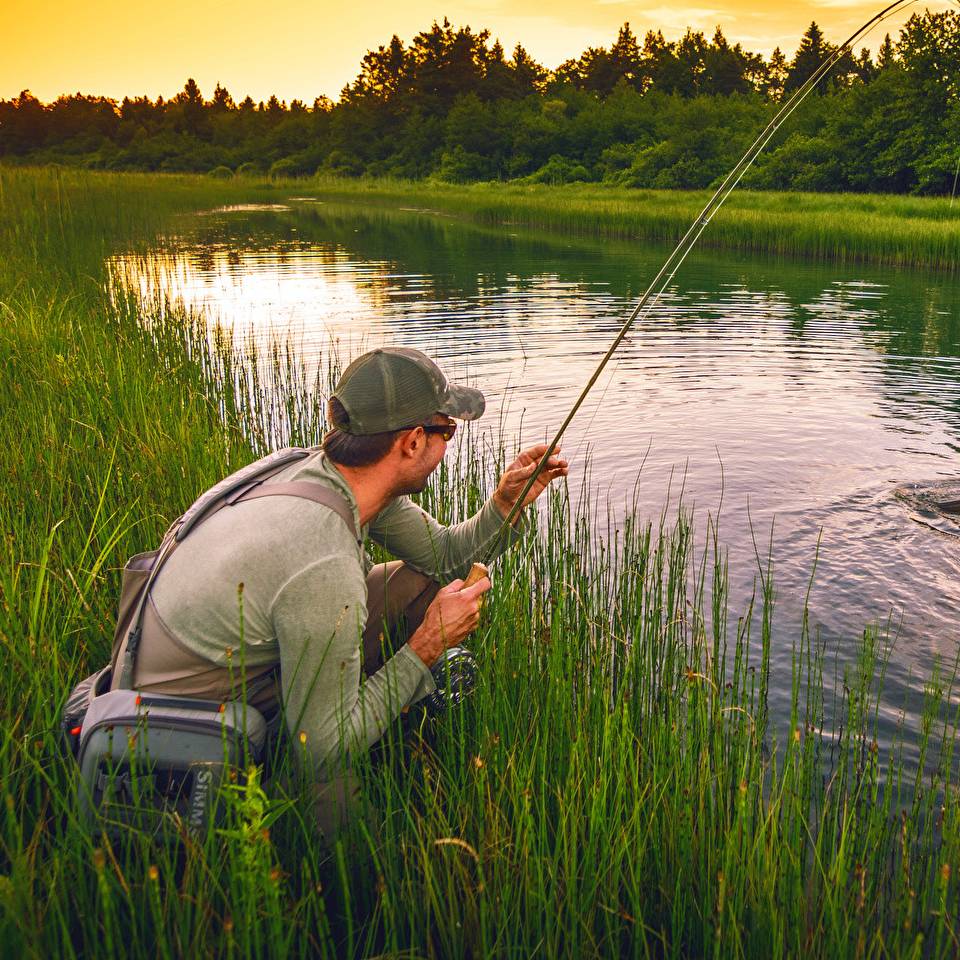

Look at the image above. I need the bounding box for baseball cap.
[331,348,485,435]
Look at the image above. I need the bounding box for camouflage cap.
[331,347,485,435]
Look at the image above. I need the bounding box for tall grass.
[308,176,960,272]
[1,166,959,957]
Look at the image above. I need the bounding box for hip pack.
[62,446,357,834]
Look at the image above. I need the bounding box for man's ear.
[395,427,423,458]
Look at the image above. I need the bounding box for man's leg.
[362,560,441,676]
[309,562,439,844]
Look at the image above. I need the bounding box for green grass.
[306,176,960,271]
[1,166,960,957]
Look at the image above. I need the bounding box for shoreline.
[5,165,958,270]
[305,176,960,271]
[2,166,960,956]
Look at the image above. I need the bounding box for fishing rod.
[464,0,923,580]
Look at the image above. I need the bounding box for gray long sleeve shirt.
[151,449,519,777]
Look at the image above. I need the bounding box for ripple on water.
[109,205,960,772]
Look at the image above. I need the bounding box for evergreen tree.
[210,83,234,113]
[349,35,407,102]
[172,78,206,135]
[877,34,897,70]
[609,24,644,91]
[784,22,832,94]
[702,28,764,95]
[510,45,547,94]
[766,47,789,100]
[853,48,876,84]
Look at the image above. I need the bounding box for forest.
[1,10,958,193]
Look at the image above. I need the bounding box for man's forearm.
[370,494,526,582]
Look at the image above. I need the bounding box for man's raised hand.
[492,443,569,520]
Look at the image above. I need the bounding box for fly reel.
[423,563,486,715]
[426,647,478,715]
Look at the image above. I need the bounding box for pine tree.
[877,33,897,70]
[766,47,788,100]
[784,22,833,94]
[173,78,205,134]
[211,83,234,113]
[609,23,643,90]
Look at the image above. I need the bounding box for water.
[112,199,960,767]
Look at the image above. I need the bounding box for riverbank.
[307,176,960,271]
[6,166,957,270]
[2,166,960,957]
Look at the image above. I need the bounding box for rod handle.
[463,562,489,588]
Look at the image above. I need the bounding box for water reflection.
[111,200,960,771]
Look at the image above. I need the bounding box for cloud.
[628,5,737,32]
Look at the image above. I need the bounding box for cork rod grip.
[463,562,489,588]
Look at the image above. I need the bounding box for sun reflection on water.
[110,202,960,770]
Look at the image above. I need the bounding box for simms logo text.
[189,767,213,830]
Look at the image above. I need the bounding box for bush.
[208,165,233,179]
[235,161,264,177]
[320,150,365,177]
[523,154,592,185]
[746,133,844,191]
[597,142,637,181]
[268,157,298,180]
[436,145,496,183]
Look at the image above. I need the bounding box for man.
[115,347,567,833]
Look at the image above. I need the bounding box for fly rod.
[461,0,923,586]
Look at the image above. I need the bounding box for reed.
[308,176,960,272]
[1,166,959,957]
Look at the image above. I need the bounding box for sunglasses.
[418,422,457,441]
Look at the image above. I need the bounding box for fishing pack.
[62,446,356,835]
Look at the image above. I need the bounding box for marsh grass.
[308,177,960,272]
[1,166,960,957]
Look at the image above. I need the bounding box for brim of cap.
[439,383,485,421]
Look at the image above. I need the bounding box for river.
[111,197,960,769]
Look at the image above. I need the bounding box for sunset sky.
[2,1,953,105]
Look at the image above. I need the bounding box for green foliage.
[436,144,496,183]
[1,167,960,956]
[745,133,842,191]
[208,164,233,179]
[523,154,591,185]
[269,157,299,180]
[236,160,265,177]
[321,149,365,177]
[2,12,959,194]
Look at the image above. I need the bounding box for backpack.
[61,446,357,834]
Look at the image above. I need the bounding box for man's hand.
[492,443,569,521]
[408,575,492,667]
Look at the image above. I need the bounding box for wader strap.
[117,476,357,690]
[116,531,181,690]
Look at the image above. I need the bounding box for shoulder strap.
[176,447,312,542]
[116,455,357,690]
[235,482,358,541]
[115,530,180,689]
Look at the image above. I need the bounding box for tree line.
[1,11,958,193]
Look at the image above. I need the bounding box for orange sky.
[1,1,954,104]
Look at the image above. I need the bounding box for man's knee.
[362,562,440,674]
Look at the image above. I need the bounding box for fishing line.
[951,149,960,208]
[479,0,922,568]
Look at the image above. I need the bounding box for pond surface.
[112,199,960,769]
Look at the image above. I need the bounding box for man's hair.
[322,397,405,467]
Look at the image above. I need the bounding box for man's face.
[396,414,455,495]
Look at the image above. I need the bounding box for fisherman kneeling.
[110,347,567,836]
